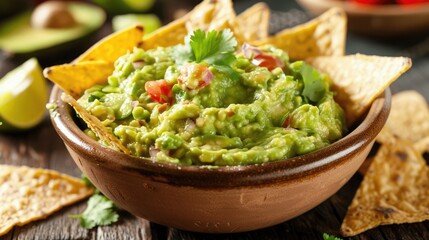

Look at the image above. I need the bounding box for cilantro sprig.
[290,61,327,103]
[189,29,237,64]
[76,193,119,229]
[71,175,120,229]
[173,29,239,79]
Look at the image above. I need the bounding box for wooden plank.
[11,202,94,240]
[96,213,151,240]
[0,119,51,168]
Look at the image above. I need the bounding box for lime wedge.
[0,58,48,131]
[112,14,161,33]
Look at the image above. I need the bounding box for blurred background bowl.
[297,0,429,38]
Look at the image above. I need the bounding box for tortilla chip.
[307,54,412,126]
[142,0,213,49]
[377,91,429,146]
[254,7,347,60]
[414,136,429,154]
[236,2,270,42]
[75,25,144,63]
[143,0,245,48]
[0,165,93,236]
[187,0,245,43]
[341,141,429,236]
[61,93,130,154]
[185,0,216,32]
[44,61,114,99]
[186,0,235,31]
[142,17,188,50]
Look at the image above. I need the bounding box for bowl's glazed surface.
[49,86,391,233]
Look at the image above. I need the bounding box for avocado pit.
[31,1,77,29]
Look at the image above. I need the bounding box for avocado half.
[0,2,105,60]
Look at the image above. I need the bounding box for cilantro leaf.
[189,29,237,64]
[290,61,327,103]
[75,193,119,229]
[323,233,343,240]
[72,175,119,229]
[81,174,95,189]
[172,29,240,80]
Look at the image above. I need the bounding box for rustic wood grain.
[96,213,151,240]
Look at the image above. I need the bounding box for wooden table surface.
[1,1,429,239]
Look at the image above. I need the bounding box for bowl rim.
[49,86,391,188]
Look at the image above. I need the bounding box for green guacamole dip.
[78,30,346,166]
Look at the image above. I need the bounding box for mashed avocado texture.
[78,29,346,166]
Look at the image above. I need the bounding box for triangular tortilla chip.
[142,17,188,50]
[61,93,130,154]
[341,141,429,236]
[236,2,270,42]
[75,25,144,63]
[43,61,114,99]
[185,0,216,32]
[307,54,412,126]
[143,0,244,49]
[0,165,93,236]
[255,7,346,60]
[376,91,429,146]
[142,0,212,49]
[186,0,235,32]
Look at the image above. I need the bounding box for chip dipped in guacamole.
[75,29,346,166]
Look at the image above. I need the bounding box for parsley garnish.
[323,233,343,240]
[173,29,239,79]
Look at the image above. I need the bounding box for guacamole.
[77,29,346,166]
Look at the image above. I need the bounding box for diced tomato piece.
[282,115,292,128]
[144,80,173,104]
[252,54,285,71]
[178,63,213,90]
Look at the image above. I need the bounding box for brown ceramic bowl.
[297,0,429,37]
[49,86,391,233]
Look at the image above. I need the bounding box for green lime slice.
[112,14,161,34]
[0,58,48,131]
